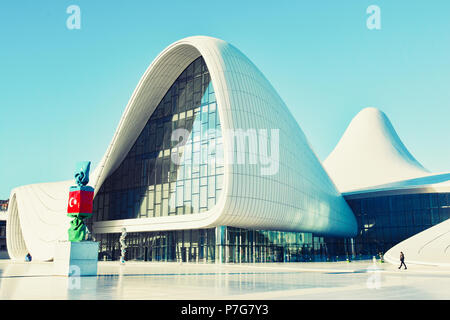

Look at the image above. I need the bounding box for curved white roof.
[343,172,450,196]
[323,107,430,193]
[7,36,357,261]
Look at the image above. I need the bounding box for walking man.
[398,251,407,270]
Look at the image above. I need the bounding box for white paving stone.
[0,259,449,299]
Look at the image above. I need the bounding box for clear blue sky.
[1,0,449,199]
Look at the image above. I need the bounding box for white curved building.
[323,107,430,193]
[7,36,357,262]
[325,107,450,266]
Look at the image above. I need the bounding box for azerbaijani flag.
[67,186,94,214]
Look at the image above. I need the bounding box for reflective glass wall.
[95,227,352,263]
[221,227,350,263]
[346,192,450,258]
[92,57,224,222]
[96,229,216,262]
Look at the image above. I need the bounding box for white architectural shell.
[325,107,450,266]
[7,36,357,261]
[324,107,430,193]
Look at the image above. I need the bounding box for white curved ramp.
[324,107,429,193]
[7,181,72,261]
[384,217,450,266]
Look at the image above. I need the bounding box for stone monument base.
[53,241,99,276]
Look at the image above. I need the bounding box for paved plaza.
[0,259,449,299]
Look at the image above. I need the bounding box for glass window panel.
[155,186,162,204]
[208,158,216,176]
[169,199,176,215]
[413,210,423,226]
[440,208,450,221]
[431,193,439,208]
[201,164,207,177]
[200,186,207,208]
[208,176,215,198]
[184,202,192,214]
[192,178,200,194]
[192,194,200,213]
[162,199,169,216]
[216,175,224,190]
[93,56,222,221]
[176,186,183,207]
[439,194,449,207]
[162,183,169,199]
[423,209,432,225]
[184,180,192,201]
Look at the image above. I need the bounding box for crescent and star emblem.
[69,197,78,208]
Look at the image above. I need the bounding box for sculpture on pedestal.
[53,161,98,276]
[67,161,94,242]
[120,228,127,264]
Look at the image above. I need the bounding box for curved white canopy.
[324,107,430,193]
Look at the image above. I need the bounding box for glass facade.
[95,227,352,263]
[92,57,224,221]
[219,228,351,263]
[346,192,450,258]
[96,229,216,262]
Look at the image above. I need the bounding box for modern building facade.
[95,228,355,263]
[6,36,357,263]
[345,188,450,260]
[5,38,449,265]
[324,107,450,264]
